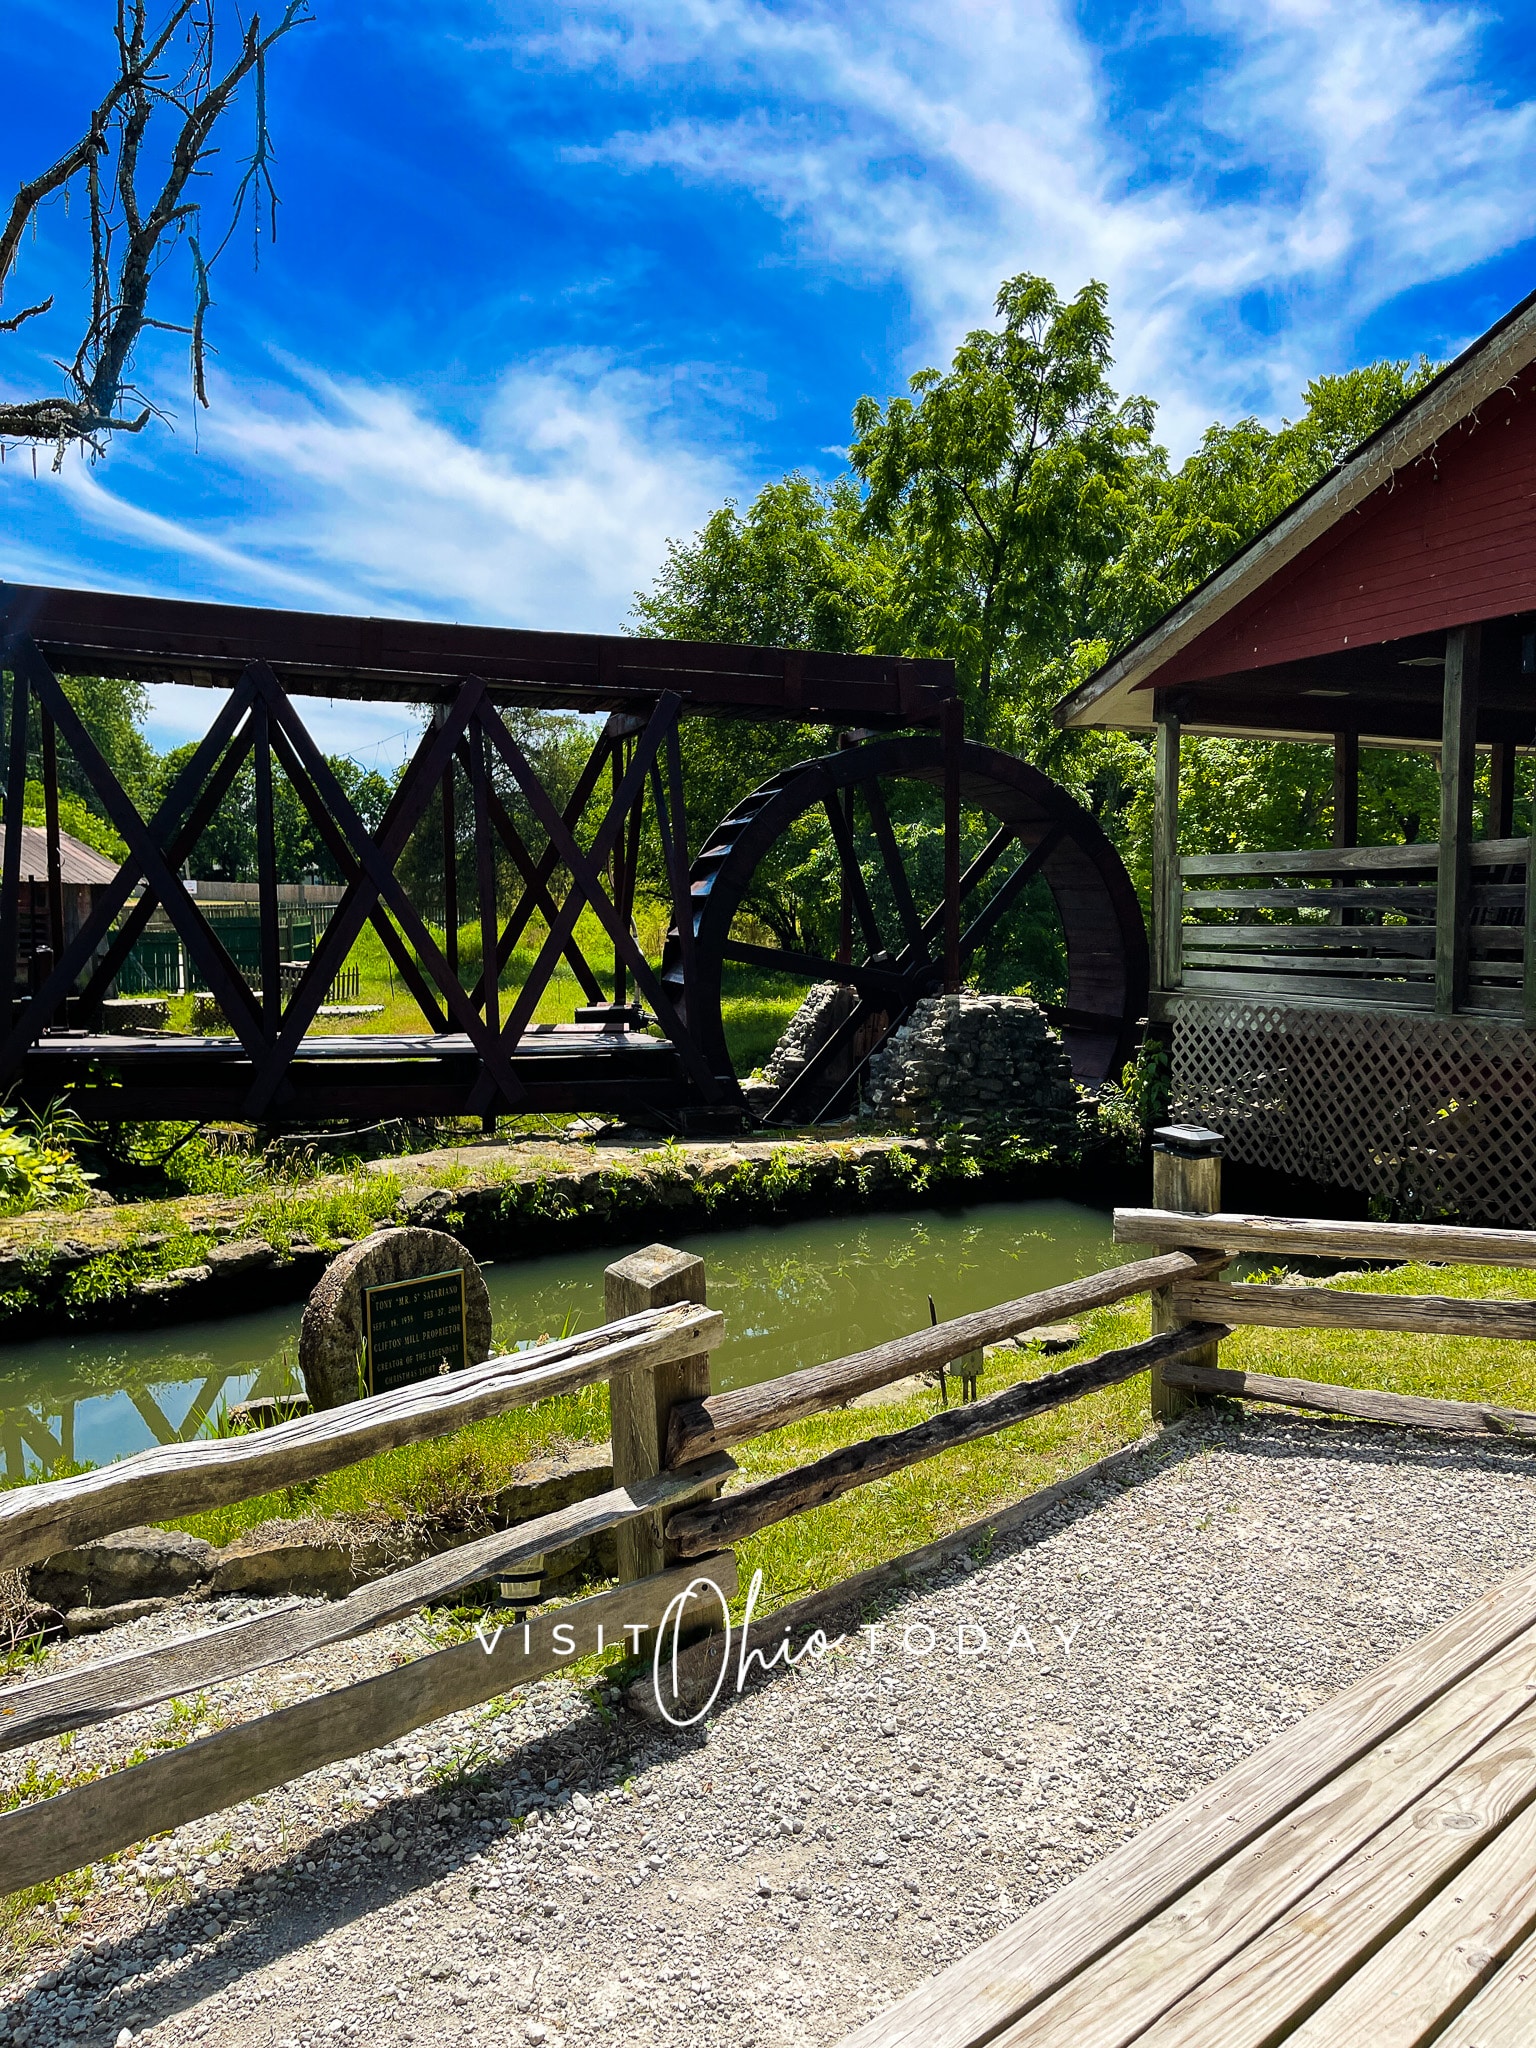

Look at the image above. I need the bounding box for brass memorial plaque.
[363,1267,468,1396]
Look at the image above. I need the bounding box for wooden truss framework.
[0,631,721,1120]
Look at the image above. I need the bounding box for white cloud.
[535,0,1536,449]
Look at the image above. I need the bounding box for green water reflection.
[0,1198,1127,1481]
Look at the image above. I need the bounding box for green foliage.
[149,742,393,884]
[852,274,1160,738]
[12,780,129,861]
[0,1101,95,1213]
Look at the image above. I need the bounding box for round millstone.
[297,1226,492,1409]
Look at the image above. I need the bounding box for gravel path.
[6,1409,1536,2048]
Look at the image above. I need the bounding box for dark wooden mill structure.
[0,583,1147,1128]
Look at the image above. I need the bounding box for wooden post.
[1152,702,1182,991]
[1148,1124,1223,1422]
[1331,731,1359,849]
[0,661,29,1012]
[1490,740,1516,843]
[942,696,963,992]
[39,709,65,967]
[253,701,280,1037]
[441,752,458,984]
[605,1244,712,1581]
[1437,624,1480,1016]
[1525,779,1536,1033]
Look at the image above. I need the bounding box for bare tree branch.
[0,0,309,463]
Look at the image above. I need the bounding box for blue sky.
[3,0,1536,763]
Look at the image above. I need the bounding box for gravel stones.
[7,1411,1536,2047]
[864,992,1079,1138]
[297,1226,491,1409]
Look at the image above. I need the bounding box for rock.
[209,1518,397,1598]
[745,982,860,1118]
[848,1374,933,1410]
[298,1226,491,1409]
[31,1527,216,1609]
[1022,1321,1081,1352]
[489,1445,614,1527]
[398,1186,455,1226]
[136,1264,213,1297]
[66,1596,174,1635]
[100,997,170,1033]
[205,1238,277,1278]
[864,992,1078,1140]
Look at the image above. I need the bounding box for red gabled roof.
[1057,284,1536,731]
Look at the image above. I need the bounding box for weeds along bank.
[0,1123,1145,1344]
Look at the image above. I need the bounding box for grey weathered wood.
[1153,706,1182,989]
[1438,624,1481,1015]
[1181,886,1439,912]
[1526,770,1536,1033]
[1169,1278,1536,1342]
[1177,968,1435,1006]
[0,1303,722,1572]
[1115,1207,1536,1267]
[1148,1142,1223,1423]
[0,1552,737,1897]
[1179,924,1438,954]
[1181,838,1527,878]
[1160,1360,1536,1440]
[665,1251,1224,1465]
[1332,730,1359,852]
[0,1454,734,1752]
[663,1323,1230,1558]
[605,1245,712,1580]
[842,1568,1536,2048]
[1180,949,1432,977]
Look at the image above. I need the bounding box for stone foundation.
[864,992,1078,1138]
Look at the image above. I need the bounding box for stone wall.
[863,992,1078,1139]
[740,981,857,1116]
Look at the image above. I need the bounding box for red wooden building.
[1056,286,1536,1226]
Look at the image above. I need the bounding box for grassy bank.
[163,1259,1536,1609]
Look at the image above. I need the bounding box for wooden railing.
[1170,837,1534,1020]
[0,1240,1229,1897]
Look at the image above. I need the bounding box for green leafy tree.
[851,274,1160,736]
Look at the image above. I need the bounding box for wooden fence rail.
[12,1148,1536,1904]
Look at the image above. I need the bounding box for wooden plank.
[0,1303,721,1571]
[1435,1919,1536,2046]
[1153,707,1182,988]
[1169,1279,1536,1341]
[663,1324,1230,1558]
[0,1455,734,1752]
[1276,1796,1536,2047]
[843,1584,1536,2048]
[1176,967,1435,1005]
[1160,1359,1536,1439]
[0,1553,736,1897]
[1052,1691,1536,2048]
[665,1251,1224,1465]
[1180,839,1525,879]
[1180,923,1438,953]
[1439,624,1481,1014]
[1149,1139,1223,1423]
[1114,1208,1536,1267]
[1181,886,1438,911]
[1180,948,1432,977]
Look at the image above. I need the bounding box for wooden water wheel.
[662,734,1148,1122]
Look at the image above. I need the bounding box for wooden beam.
[606,1245,712,1581]
[1490,738,1517,842]
[1148,1135,1224,1422]
[1114,1207,1536,1267]
[662,1323,1230,1557]
[1331,730,1359,848]
[0,1454,734,1752]
[1169,1278,1536,1341]
[253,700,280,1039]
[942,695,962,991]
[1153,701,1181,990]
[665,1249,1226,1465]
[0,1554,737,1898]
[1160,1359,1536,1438]
[0,659,27,1006]
[39,707,64,965]
[1438,623,1481,1014]
[0,1302,721,1571]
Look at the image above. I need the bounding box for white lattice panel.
[1167,997,1536,1228]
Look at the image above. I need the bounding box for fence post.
[605,1243,711,1581]
[1149,1123,1224,1421]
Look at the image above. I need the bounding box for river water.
[0,1199,1130,1483]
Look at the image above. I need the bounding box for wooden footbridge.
[5,1132,1536,2038]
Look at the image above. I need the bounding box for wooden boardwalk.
[846,1559,1536,2048]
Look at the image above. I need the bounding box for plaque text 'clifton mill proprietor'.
[363,1268,469,1396]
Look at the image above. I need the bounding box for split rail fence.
[8,1136,1536,1900]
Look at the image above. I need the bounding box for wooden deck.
[846,1559,1536,2047]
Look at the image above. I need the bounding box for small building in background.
[10,824,118,991]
